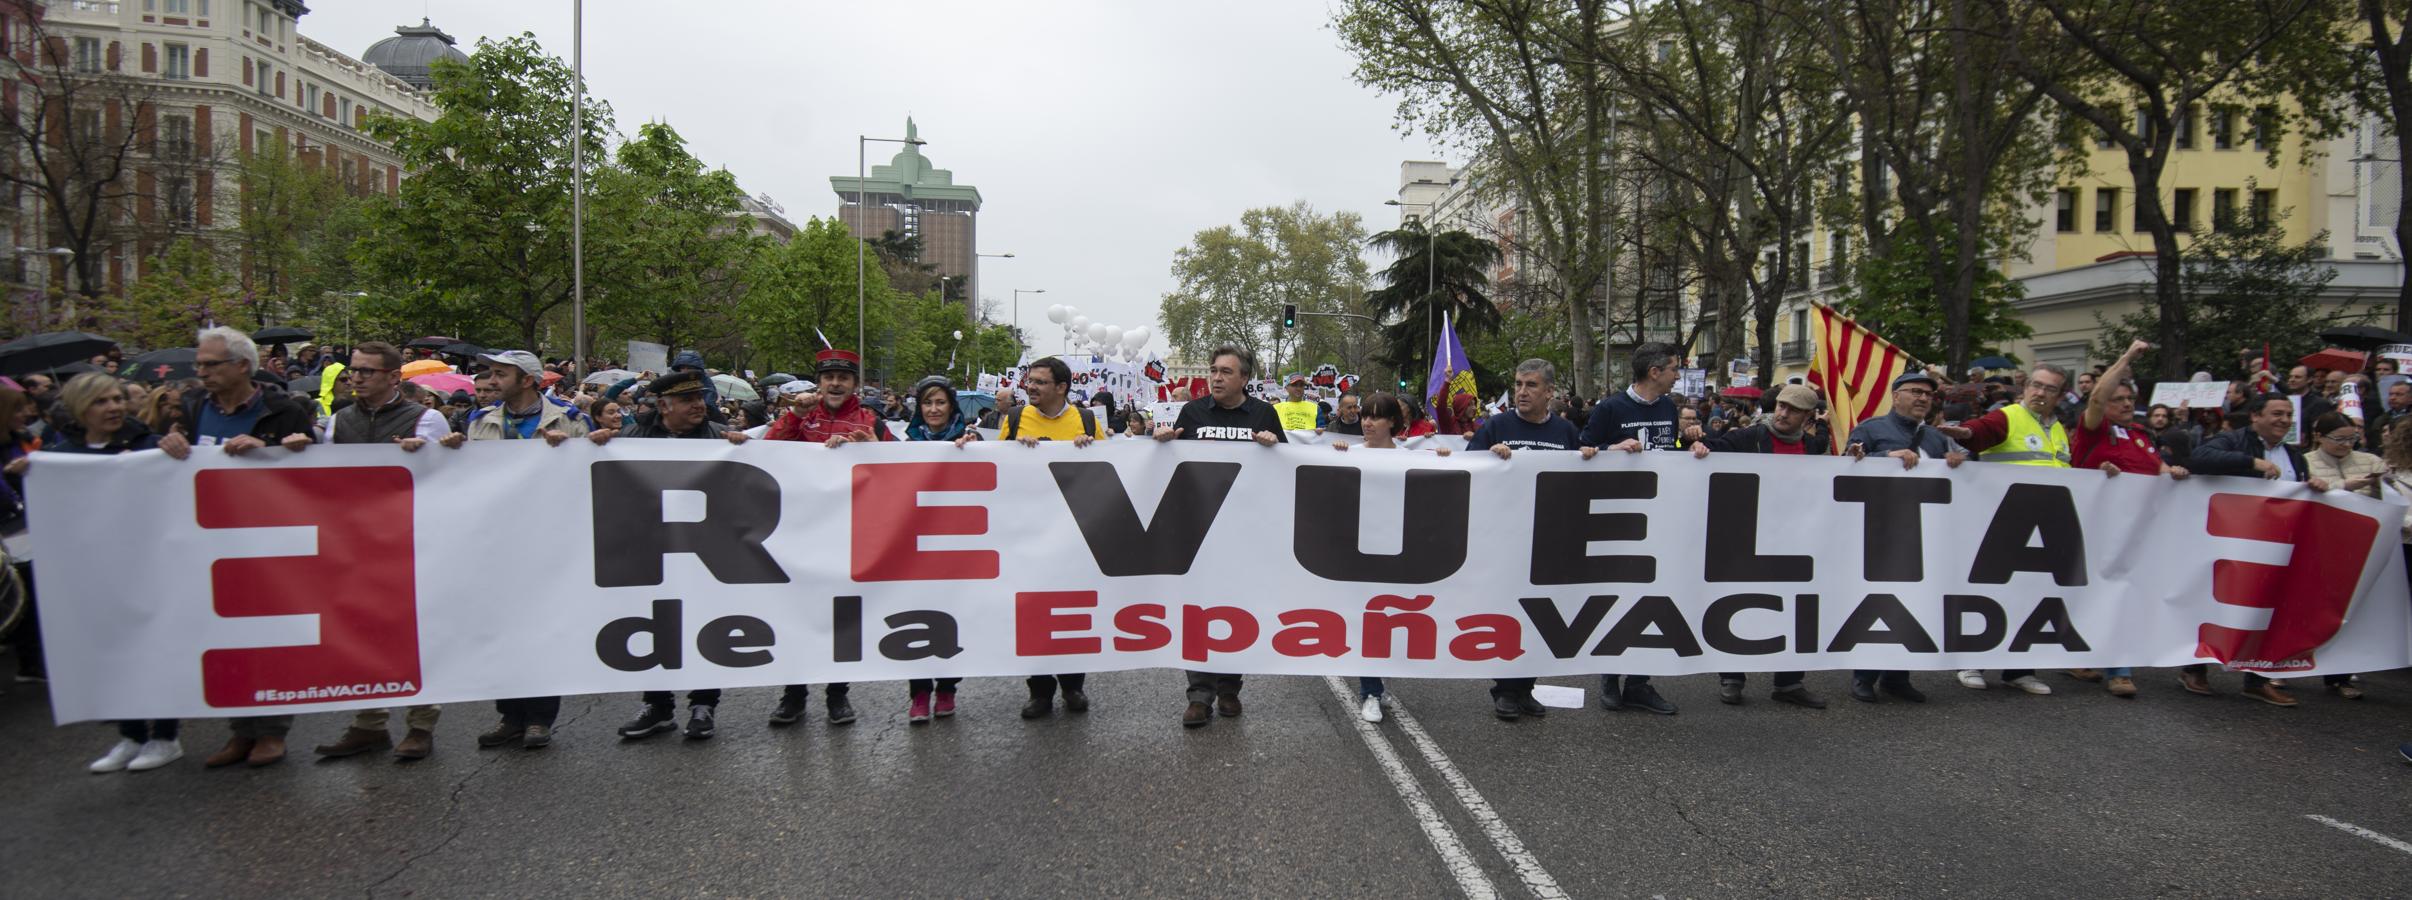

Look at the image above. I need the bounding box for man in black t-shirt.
[1467,359,1597,721]
[1156,345,1284,729]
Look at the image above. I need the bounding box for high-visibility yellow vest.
[1980,403,2071,466]
[1274,399,1320,432]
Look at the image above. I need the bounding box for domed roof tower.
[361,18,469,90]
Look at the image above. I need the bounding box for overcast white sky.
[304,0,1447,357]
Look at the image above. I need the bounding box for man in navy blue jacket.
[1578,342,1683,715]
[2184,392,2330,705]
[1468,359,1597,721]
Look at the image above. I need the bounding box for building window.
[2172,188,2196,233]
[2095,188,2119,233]
[2213,108,2236,150]
[2253,106,2277,151]
[72,37,100,73]
[2173,105,2194,150]
[2096,125,2113,150]
[163,43,189,80]
[1654,40,1674,62]
[257,6,270,34]
[2212,188,2237,232]
[166,177,195,228]
[1826,231,1848,283]
[1788,242,1808,292]
[2135,107,2155,144]
[304,83,319,115]
[2252,189,2277,229]
[254,60,270,96]
[2055,188,2078,232]
[161,114,192,160]
[338,97,352,127]
[164,0,189,13]
[255,128,270,151]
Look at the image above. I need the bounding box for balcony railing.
[1780,339,1809,363]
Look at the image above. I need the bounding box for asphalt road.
[5,665,2412,898]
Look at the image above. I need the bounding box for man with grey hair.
[1467,357,1595,719]
[1936,362,2074,696]
[154,327,319,768]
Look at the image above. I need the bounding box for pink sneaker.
[933,692,956,718]
[909,691,932,724]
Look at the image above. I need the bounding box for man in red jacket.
[763,348,888,728]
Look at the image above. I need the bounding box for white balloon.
[1045,304,1067,324]
[1122,329,1147,351]
[1104,325,1124,346]
[1070,315,1090,333]
[1087,323,1110,343]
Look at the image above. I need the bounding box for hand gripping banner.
[27,440,2412,722]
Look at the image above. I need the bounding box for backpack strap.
[1080,405,1096,437]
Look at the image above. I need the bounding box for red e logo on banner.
[196,467,422,708]
[2197,494,2380,670]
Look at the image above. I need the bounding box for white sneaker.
[128,739,184,771]
[1360,696,1383,723]
[2006,675,2053,695]
[1956,670,1988,690]
[88,739,141,774]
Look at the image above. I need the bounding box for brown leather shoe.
[2106,676,2138,698]
[1181,701,1211,728]
[204,737,255,768]
[2067,668,2103,682]
[2245,682,2299,707]
[314,727,391,758]
[2179,670,2213,695]
[393,728,435,761]
[247,735,286,767]
[1215,693,1242,718]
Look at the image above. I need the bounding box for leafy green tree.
[1837,220,2033,369]
[1988,0,2361,380]
[587,122,750,355]
[1365,222,1501,384]
[739,217,899,375]
[1158,202,1370,378]
[233,143,355,327]
[354,33,614,351]
[2092,219,2347,378]
[115,239,248,351]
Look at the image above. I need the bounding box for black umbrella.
[253,326,314,345]
[0,331,117,376]
[286,376,319,396]
[1969,355,2017,370]
[404,336,459,351]
[42,361,104,378]
[438,341,488,359]
[121,348,198,383]
[2317,325,2412,351]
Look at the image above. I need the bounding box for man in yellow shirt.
[1006,357,1103,718]
[1009,357,1108,444]
[1273,374,1322,432]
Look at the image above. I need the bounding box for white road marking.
[1320,676,1497,899]
[2307,814,2412,856]
[1385,690,1571,900]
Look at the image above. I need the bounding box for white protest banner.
[2148,381,2229,410]
[1676,368,1708,398]
[28,442,2411,722]
[2382,343,2412,366]
[626,340,669,373]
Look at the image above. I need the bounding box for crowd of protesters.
[2,325,2407,775]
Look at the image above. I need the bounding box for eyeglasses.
[348,366,395,376]
[193,358,237,370]
[2322,431,2363,443]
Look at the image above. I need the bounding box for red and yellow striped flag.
[1805,304,1919,454]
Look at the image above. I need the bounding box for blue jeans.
[2106,667,2134,677]
[1359,677,1385,698]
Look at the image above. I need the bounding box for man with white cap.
[442,349,588,749]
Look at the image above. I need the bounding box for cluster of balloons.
[1043,304,1153,360]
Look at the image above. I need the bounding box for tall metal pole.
[570,0,586,381]
[856,136,867,359]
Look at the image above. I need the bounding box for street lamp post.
[857,131,927,362]
[976,251,1015,317]
[1012,288,1044,360]
[571,0,587,383]
[1384,200,1440,387]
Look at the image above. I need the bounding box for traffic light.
[1282,304,1296,329]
